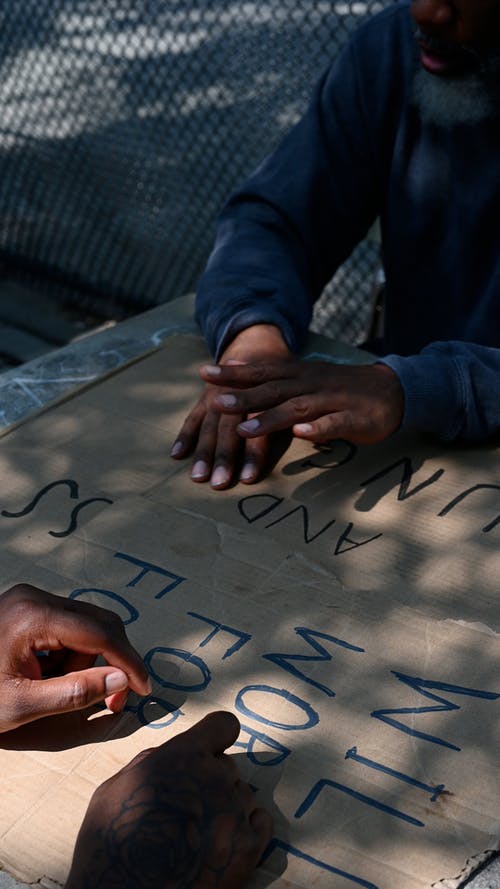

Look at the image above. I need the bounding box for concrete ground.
[2,863,500,889]
[0,277,121,372]
[465,857,500,888]
[0,876,28,889]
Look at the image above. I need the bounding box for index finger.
[171,711,241,755]
[200,362,298,388]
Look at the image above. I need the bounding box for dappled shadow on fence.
[0,1,387,341]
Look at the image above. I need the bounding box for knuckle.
[102,608,125,635]
[315,428,336,444]
[87,605,124,640]
[177,413,199,439]
[179,396,210,434]
[219,412,244,433]
[249,365,269,384]
[135,745,156,759]
[213,451,232,466]
[1,596,41,636]
[123,748,155,771]
[68,676,92,710]
[90,775,115,805]
[195,389,214,410]
[2,682,28,727]
[2,584,28,601]
[289,396,310,419]
[202,392,218,411]
[235,826,263,861]
[199,410,220,436]
[311,415,340,443]
[265,380,283,400]
[340,410,357,433]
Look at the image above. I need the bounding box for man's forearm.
[381,340,500,441]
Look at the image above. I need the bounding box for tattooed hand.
[65,711,273,889]
[0,583,151,731]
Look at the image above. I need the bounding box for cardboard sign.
[0,333,499,888]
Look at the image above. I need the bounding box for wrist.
[220,324,291,363]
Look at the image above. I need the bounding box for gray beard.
[412,53,500,128]
[412,65,499,128]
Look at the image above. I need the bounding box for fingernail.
[145,677,153,694]
[240,463,257,482]
[294,423,313,434]
[170,440,183,457]
[238,418,260,434]
[202,364,222,376]
[105,671,128,693]
[217,394,238,408]
[191,460,209,479]
[211,466,230,488]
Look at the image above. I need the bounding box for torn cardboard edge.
[433,844,500,888]
[0,291,202,441]
[0,342,163,441]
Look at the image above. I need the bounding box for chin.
[411,65,496,127]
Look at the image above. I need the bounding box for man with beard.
[171,0,500,490]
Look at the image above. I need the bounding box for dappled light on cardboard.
[0,335,499,888]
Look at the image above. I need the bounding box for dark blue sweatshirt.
[196,2,500,442]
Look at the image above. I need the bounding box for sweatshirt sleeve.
[380,341,500,442]
[195,38,384,360]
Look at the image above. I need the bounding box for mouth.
[418,41,456,75]
[416,30,479,77]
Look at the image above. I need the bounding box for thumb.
[11,668,129,726]
[175,710,241,755]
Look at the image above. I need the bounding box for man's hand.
[201,359,404,446]
[170,324,292,489]
[66,711,273,889]
[0,584,151,732]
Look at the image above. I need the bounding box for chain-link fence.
[0,1,392,343]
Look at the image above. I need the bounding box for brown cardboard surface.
[0,332,499,888]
